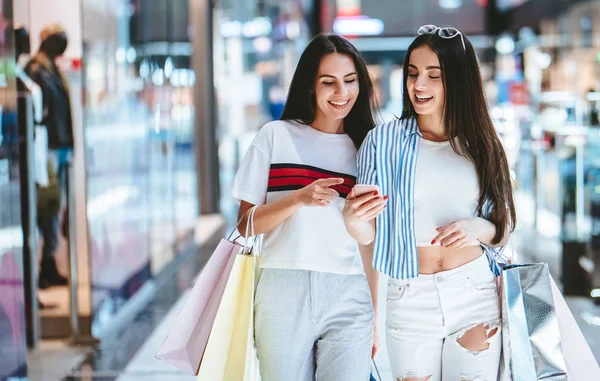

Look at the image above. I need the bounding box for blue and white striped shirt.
[357,117,421,280]
[357,116,501,279]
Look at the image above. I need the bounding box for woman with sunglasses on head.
[343,25,516,380]
[232,33,385,381]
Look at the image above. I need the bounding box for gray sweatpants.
[254,269,374,381]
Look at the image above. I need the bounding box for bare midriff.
[417,245,484,274]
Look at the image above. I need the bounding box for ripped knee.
[456,323,499,353]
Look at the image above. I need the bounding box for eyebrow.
[408,64,441,70]
[318,72,357,79]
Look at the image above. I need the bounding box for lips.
[328,99,350,108]
[414,94,433,105]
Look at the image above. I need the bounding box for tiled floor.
[27,341,90,381]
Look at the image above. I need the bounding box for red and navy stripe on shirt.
[267,163,356,199]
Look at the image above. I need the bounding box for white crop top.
[414,138,480,246]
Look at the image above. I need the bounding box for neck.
[311,113,344,134]
[417,113,447,141]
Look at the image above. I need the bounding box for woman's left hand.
[432,218,484,249]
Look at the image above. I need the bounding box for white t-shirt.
[231,119,364,274]
[414,138,480,246]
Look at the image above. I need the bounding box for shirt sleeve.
[357,129,378,186]
[231,125,273,206]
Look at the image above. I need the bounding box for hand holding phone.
[352,184,381,198]
[344,184,387,221]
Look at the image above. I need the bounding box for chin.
[411,106,430,115]
[412,104,437,116]
[327,112,348,121]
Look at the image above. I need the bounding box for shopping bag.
[197,207,260,381]
[500,263,567,380]
[155,238,240,374]
[195,253,257,381]
[550,276,600,380]
[155,211,253,374]
[33,126,49,186]
[486,245,600,380]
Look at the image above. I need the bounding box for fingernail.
[436,227,442,231]
[431,240,435,245]
[373,191,378,196]
[383,196,389,200]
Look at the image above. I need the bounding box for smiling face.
[406,46,445,118]
[313,52,359,122]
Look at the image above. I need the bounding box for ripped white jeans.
[386,254,501,381]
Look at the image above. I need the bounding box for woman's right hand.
[294,177,345,207]
[343,188,388,221]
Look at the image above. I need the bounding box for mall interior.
[0,0,599,380]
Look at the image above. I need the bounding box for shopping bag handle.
[226,205,258,241]
[242,206,259,255]
[482,243,511,265]
[225,205,260,255]
[482,243,513,277]
[371,359,382,380]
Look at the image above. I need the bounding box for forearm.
[239,193,303,237]
[475,217,510,247]
[344,218,376,245]
[359,242,379,319]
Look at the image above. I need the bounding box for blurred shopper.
[25,23,73,288]
[26,23,74,190]
[344,25,516,380]
[232,34,384,380]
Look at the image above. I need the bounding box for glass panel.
[81,0,197,335]
[0,0,28,377]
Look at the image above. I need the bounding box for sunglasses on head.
[417,24,466,50]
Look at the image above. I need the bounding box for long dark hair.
[401,32,516,244]
[280,33,377,148]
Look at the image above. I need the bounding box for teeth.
[329,100,349,106]
[416,95,433,101]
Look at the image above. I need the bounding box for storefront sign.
[333,16,384,36]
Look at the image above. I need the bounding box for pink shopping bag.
[550,276,600,381]
[155,238,240,374]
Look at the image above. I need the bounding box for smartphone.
[353,184,380,197]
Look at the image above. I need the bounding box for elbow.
[489,229,511,248]
[357,236,375,246]
[498,233,511,248]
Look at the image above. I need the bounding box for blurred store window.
[213,0,314,219]
[81,0,197,337]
